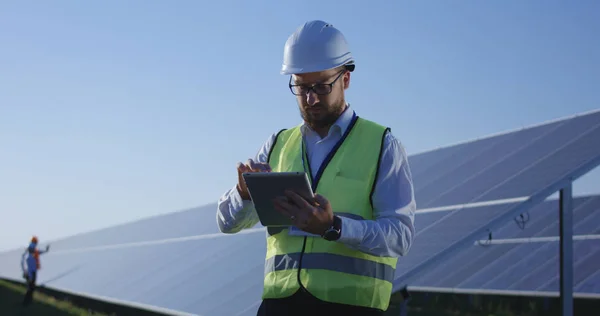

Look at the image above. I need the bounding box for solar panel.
[393,202,520,274]
[411,119,560,197]
[394,110,600,292]
[1,110,600,316]
[408,195,600,297]
[413,110,600,208]
[38,203,225,251]
[1,228,267,316]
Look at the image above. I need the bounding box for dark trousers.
[257,288,384,316]
[23,271,37,306]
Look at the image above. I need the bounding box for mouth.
[307,106,323,113]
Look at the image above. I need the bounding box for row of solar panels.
[1,109,599,315]
[14,109,600,253]
[1,195,598,316]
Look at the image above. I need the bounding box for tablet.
[242,171,314,227]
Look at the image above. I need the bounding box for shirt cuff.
[337,215,365,246]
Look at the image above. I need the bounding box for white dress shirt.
[216,105,416,258]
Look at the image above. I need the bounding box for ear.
[343,72,351,90]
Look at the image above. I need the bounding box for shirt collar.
[300,103,354,138]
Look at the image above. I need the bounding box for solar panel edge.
[0,203,222,254]
[407,108,600,158]
[412,133,513,192]
[405,285,600,299]
[53,204,215,243]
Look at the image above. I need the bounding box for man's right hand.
[237,158,271,200]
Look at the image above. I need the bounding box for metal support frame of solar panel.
[393,109,600,316]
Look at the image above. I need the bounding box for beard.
[299,100,345,131]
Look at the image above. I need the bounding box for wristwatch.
[322,215,342,241]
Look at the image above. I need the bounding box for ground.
[0,279,108,316]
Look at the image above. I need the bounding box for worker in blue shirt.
[21,236,50,306]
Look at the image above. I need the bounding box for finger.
[275,202,301,224]
[256,162,272,172]
[273,197,297,217]
[237,162,250,173]
[284,190,312,209]
[261,163,272,172]
[246,159,257,170]
[314,194,329,208]
[256,163,271,172]
[245,159,269,172]
[293,213,311,228]
[293,189,315,203]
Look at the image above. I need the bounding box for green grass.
[0,279,109,316]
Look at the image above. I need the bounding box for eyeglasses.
[289,70,346,96]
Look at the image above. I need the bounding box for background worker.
[21,235,50,306]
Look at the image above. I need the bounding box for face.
[290,68,350,132]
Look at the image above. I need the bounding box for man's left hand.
[273,190,334,236]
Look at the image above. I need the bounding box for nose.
[306,90,319,106]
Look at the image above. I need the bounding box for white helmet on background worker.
[281,20,355,75]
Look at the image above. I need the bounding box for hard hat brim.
[281,60,355,76]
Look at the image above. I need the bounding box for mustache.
[305,103,325,109]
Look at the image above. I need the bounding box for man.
[21,235,50,306]
[216,20,416,316]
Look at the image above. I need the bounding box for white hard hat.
[281,20,355,75]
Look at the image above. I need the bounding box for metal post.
[559,183,573,316]
[399,299,409,316]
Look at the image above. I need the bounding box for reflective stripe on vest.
[265,252,396,281]
[262,116,398,311]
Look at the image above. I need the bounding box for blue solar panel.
[2,110,600,315]
[576,269,600,294]
[392,111,600,294]
[492,195,600,239]
[412,120,561,201]
[416,110,600,208]
[393,203,519,275]
[40,204,225,251]
[480,125,600,201]
[1,229,267,316]
[409,196,600,296]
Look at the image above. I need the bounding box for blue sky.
[1,0,599,251]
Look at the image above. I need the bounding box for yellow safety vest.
[262,116,398,311]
